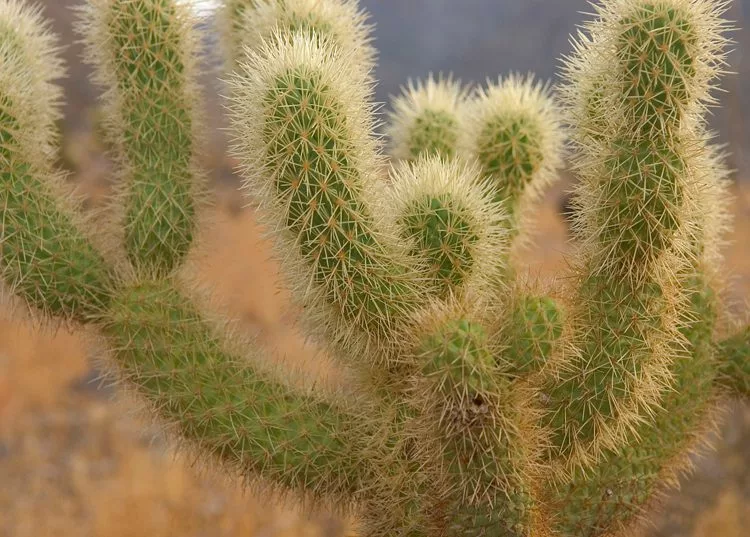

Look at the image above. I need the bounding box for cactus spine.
[0,1,747,537]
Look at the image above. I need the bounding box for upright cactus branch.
[80,0,206,277]
[0,1,112,321]
[385,156,508,299]
[228,33,425,367]
[220,0,375,73]
[387,75,468,163]
[461,76,563,221]
[409,302,541,535]
[542,0,731,472]
[0,1,747,537]
[1,0,377,511]
[387,73,564,251]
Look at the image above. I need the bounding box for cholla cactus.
[0,1,747,537]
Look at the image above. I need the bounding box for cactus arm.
[0,0,371,503]
[547,271,721,536]
[229,33,424,367]
[460,75,563,239]
[407,304,539,537]
[363,306,539,537]
[385,156,508,300]
[79,0,205,277]
[0,102,114,321]
[543,0,729,471]
[386,75,467,162]
[717,326,750,398]
[103,277,371,501]
[0,1,113,321]
[243,0,375,69]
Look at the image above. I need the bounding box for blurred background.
[0,1,748,536]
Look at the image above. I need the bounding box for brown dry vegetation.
[0,130,748,536]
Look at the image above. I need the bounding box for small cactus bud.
[387,74,468,162]
[386,155,508,299]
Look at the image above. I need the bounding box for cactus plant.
[0,1,747,537]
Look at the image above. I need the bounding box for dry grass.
[0,142,748,535]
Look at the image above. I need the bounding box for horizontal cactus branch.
[0,0,747,536]
[102,277,373,501]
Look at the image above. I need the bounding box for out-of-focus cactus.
[0,1,746,537]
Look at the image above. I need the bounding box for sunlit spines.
[228,33,423,367]
[0,0,63,162]
[387,74,468,162]
[542,262,689,472]
[592,0,730,134]
[568,133,696,280]
[0,0,113,322]
[562,1,730,142]
[546,254,724,537]
[685,138,734,278]
[386,155,508,300]
[545,129,735,534]
[562,0,731,276]
[543,0,732,474]
[79,0,207,277]
[241,0,375,71]
[460,74,563,230]
[0,0,743,535]
[692,141,745,402]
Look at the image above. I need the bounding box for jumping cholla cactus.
[0,0,748,536]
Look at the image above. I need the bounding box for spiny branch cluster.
[0,1,747,537]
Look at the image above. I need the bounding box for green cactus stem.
[80,0,205,277]
[102,277,372,500]
[0,1,112,321]
[386,155,508,299]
